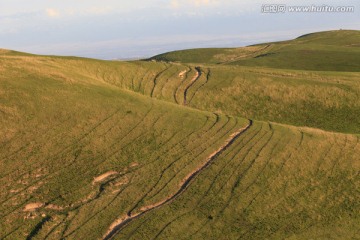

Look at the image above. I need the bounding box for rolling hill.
[41,49,360,134]
[150,30,360,72]
[0,30,359,240]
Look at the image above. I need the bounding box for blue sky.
[0,0,359,59]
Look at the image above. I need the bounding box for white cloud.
[46,7,112,18]
[191,0,216,7]
[46,8,60,18]
[170,0,219,9]
[170,0,180,9]
[84,7,112,15]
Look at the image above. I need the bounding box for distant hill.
[150,30,360,72]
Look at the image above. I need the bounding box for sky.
[0,0,359,59]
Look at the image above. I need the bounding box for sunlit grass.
[0,31,359,239]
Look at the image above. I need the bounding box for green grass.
[0,53,249,239]
[118,122,360,240]
[150,48,231,64]
[75,58,360,133]
[0,30,359,240]
[150,30,360,72]
[186,66,360,134]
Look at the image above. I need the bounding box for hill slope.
[0,53,249,239]
[150,30,360,72]
[0,35,359,240]
[53,56,360,133]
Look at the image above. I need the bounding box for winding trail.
[150,65,170,98]
[183,67,201,105]
[102,120,252,240]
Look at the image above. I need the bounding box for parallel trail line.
[183,67,201,105]
[102,120,252,240]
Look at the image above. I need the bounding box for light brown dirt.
[93,171,118,184]
[178,70,187,78]
[24,202,44,212]
[129,162,139,168]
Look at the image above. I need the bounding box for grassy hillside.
[150,30,360,72]
[0,53,249,239]
[119,122,360,240]
[186,66,360,134]
[71,59,360,133]
[0,31,359,240]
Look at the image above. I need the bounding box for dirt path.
[174,67,191,104]
[183,67,201,105]
[93,171,118,184]
[102,120,252,240]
